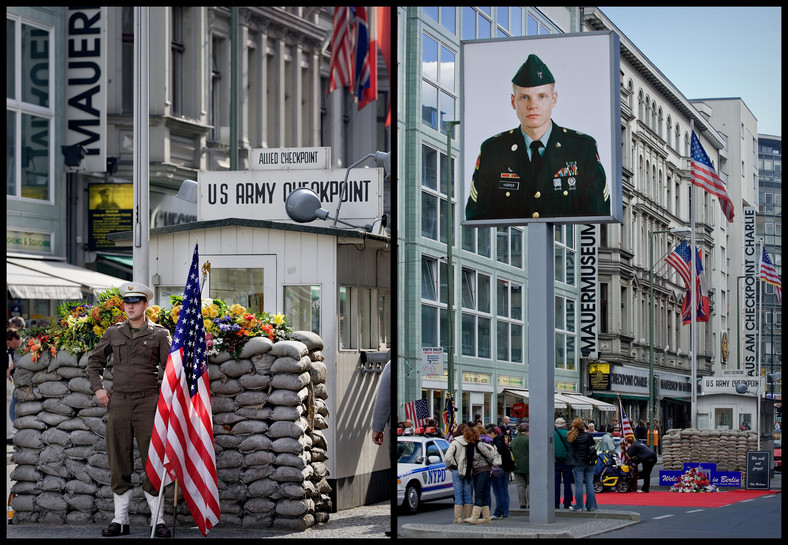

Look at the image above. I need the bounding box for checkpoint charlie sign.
[197,167,383,225]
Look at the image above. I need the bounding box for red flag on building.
[328,7,353,93]
[375,7,391,125]
[691,131,734,222]
[146,244,220,536]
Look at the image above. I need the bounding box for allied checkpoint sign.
[198,148,383,225]
[460,31,622,226]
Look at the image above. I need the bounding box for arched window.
[666,116,672,148]
[638,90,644,121]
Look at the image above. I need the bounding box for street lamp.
[649,227,691,446]
[445,120,460,429]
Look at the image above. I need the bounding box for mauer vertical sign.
[65,7,106,172]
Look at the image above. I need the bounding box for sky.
[599,7,781,137]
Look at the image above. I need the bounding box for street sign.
[421,347,443,376]
[248,147,331,170]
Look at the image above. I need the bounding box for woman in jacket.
[462,424,499,524]
[566,417,598,511]
[487,425,515,520]
[444,423,473,523]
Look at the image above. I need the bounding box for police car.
[397,428,453,513]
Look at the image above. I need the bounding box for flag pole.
[172,479,178,539]
[689,121,697,430]
[150,466,168,538]
[756,238,763,449]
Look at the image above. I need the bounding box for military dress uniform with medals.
[466,123,608,220]
[465,54,609,221]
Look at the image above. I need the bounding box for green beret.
[512,54,555,87]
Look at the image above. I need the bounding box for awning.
[555,392,593,410]
[7,262,83,300]
[562,393,617,412]
[98,254,133,267]
[503,389,569,409]
[7,257,127,299]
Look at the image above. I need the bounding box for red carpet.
[593,489,778,508]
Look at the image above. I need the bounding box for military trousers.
[106,390,159,496]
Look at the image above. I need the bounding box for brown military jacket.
[87,318,172,393]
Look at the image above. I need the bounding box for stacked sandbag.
[660,428,756,473]
[10,332,331,531]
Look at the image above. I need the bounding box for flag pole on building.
[689,121,697,429]
[756,238,763,449]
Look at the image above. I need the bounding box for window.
[284,285,320,335]
[554,225,576,286]
[496,227,523,267]
[340,286,389,350]
[421,144,455,242]
[555,295,577,370]
[210,267,265,315]
[422,257,448,350]
[461,269,491,357]
[171,7,185,116]
[421,33,456,135]
[7,16,54,202]
[424,7,456,34]
[496,279,523,362]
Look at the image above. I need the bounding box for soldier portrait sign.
[461,32,622,226]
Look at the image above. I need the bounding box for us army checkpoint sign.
[197,168,383,225]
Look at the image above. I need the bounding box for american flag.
[666,241,709,324]
[146,244,220,536]
[666,240,693,289]
[691,131,734,223]
[760,247,782,304]
[328,7,353,93]
[404,398,429,428]
[619,398,634,439]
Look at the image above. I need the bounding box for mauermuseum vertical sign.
[579,224,599,358]
[742,207,758,374]
[65,7,106,172]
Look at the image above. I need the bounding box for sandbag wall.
[9,331,331,531]
[661,428,760,473]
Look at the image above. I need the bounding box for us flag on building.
[404,398,429,428]
[146,244,220,536]
[328,7,353,92]
[691,131,734,222]
[618,398,635,439]
[760,247,782,304]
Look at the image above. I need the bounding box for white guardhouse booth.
[111,153,392,510]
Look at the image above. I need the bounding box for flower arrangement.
[32,288,293,360]
[19,326,57,362]
[45,288,127,354]
[670,467,719,493]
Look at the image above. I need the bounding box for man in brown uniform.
[87,282,172,537]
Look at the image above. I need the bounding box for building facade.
[7,6,390,322]
[756,134,782,406]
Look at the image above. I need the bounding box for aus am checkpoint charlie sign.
[197,147,383,225]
